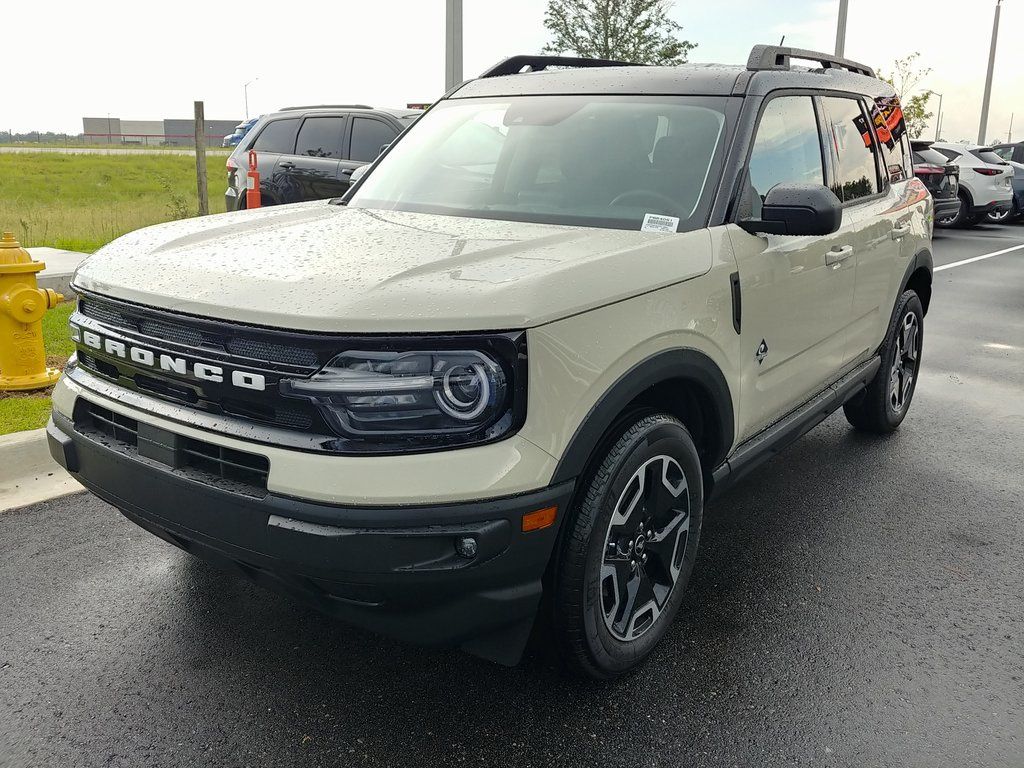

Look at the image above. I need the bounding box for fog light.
[455,536,478,558]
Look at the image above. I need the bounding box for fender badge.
[756,339,769,365]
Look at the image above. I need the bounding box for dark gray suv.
[225,105,420,210]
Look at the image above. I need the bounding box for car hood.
[73,202,713,333]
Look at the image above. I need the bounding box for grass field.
[0,153,229,252]
[0,300,76,435]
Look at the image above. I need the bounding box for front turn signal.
[522,506,557,533]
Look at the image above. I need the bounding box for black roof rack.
[480,55,640,79]
[278,104,373,111]
[746,45,875,78]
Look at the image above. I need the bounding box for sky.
[2,0,1021,144]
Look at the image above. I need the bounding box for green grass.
[0,300,77,435]
[0,397,52,434]
[0,153,229,252]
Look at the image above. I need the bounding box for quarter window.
[296,117,345,158]
[251,118,300,154]
[822,97,880,203]
[748,96,824,202]
[350,118,397,163]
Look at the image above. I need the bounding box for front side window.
[296,117,345,158]
[251,118,299,154]
[748,95,824,202]
[822,97,880,203]
[347,95,729,232]
[350,118,398,163]
[992,146,1013,160]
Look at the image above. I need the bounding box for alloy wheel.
[889,311,919,413]
[600,455,690,641]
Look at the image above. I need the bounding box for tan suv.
[48,46,933,679]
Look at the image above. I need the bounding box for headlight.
[279,335,525,451]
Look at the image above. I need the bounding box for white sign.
[641,213,680,233]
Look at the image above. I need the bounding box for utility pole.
[244,78,258,120]
[194,101,209,216]
[927,91,944,141]
[1009,113,1014,143]
[445,0,463,91]
[834,0,849,58]
[977,0,1002,145]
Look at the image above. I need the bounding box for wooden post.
[194,100,209,216]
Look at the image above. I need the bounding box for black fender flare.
[899,247,933,313]
[549,348,734,486]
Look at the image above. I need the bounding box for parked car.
[51,46,933,679]
[991,141,1024,164]
[222,117,258,148]
[225,105,420,210]
[910,140,960,223]
[992,159,1024,222]
[930,142,1014,227]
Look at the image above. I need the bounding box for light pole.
[835,0,849,58]
[977,0,1002,145]
[244,78,259,120]
[926,90,944,141]
[445,0,463,91]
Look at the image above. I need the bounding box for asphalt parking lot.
[2,222,1022,768]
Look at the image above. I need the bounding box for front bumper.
[47,410,573,665]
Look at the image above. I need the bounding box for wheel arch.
[901,248,933,315]
[549,349,734,490]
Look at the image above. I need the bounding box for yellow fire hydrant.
[0,232,64,391]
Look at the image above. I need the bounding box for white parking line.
[934,243,1024,272]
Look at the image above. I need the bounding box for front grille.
[76,400,270,497]
[79,296,317,366]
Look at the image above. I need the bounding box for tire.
[987,207,1012,224]
[844,290,924,434]
[551,413,704,680]
[935,191,969,228]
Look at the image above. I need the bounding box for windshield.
[346,95,729,232]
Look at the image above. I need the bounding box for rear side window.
[349,118,397,163]
[296,117,345,158]
[251,118,299,154]
[869,96,911,183]
[970,149,1007,165]
[748,95,824,201]
[822,97,880,203]
[936,147,961,161]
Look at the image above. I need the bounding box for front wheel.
[551,413,703,680]
[844,290,924,433]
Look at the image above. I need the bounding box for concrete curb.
[0,427,84,512]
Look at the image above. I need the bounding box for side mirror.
[350,164,369,184]
[738,183,842,236]
[378,143,391,157]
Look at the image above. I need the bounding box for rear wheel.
[987,207,1012,224]
[844,290,924,433]
[552,413,703,680]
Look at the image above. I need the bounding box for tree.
[878,52,934,139]
[542,0,695,66]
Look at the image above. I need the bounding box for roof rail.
[480,55,640,79]
[746,45,875,78]
[278,104,373,111]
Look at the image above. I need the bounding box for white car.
[931,142,1014,227]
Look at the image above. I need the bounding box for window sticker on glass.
[641,213,680,233]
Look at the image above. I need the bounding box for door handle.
[279,161,295,170]
[825,245,854,266]
[340,168,354,176]
[891,225,911,240]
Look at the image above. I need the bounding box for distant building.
[81,116,241,146]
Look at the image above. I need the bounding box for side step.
[709,356,881,499]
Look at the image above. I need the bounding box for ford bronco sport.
[48,46,933,679]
